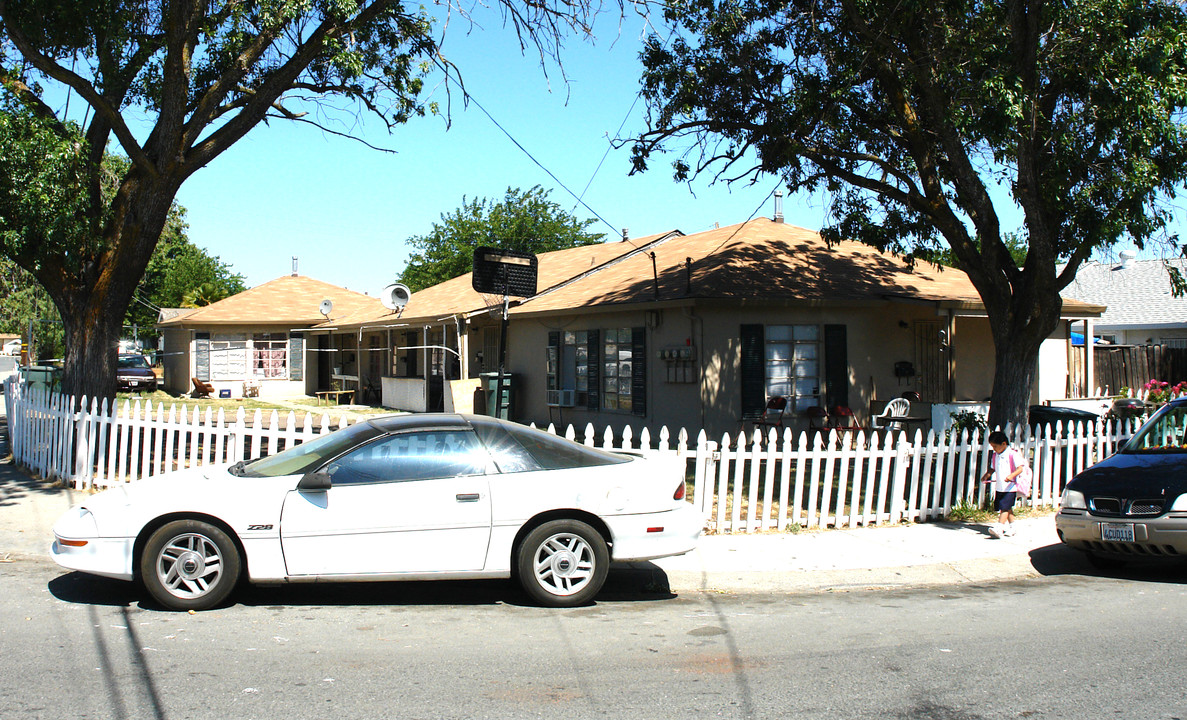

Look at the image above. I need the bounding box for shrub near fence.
[3,378,1139,533]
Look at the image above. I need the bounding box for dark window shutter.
[587,329,600,411]
[631,327,646,416]
[824,324,849,411]
[195,333,211,381]
[740,324,766,420]
[289,333,304,381]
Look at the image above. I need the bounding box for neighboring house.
[156,275,382,398]
[1061,250,1187,347]
[320,218,1104,438]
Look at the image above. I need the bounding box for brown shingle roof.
[156,275,382,327]
[510,219,1103,316]
[328,232,680,328]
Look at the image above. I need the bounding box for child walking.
[980,430,1026,538]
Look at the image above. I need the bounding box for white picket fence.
[3,378,1139,533]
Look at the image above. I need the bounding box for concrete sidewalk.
[0,408,1059,594]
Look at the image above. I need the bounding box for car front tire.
[516,519,609,607]
[140,519,241,611]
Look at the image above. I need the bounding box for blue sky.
[169,11,814,295]
[156,8,1184,296]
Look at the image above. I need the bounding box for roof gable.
[513,219,1100,315]
[1062,257,1187,327]
[156,275,382,327]
[327,232,680,328]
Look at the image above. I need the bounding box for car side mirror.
[297,471,332,491]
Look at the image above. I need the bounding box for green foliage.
[947,500,992,524]
[398,186,605,292]
[632,0,1187,427]
[0,256,63,361]
[946,410,988,443]
[0,101,98,267]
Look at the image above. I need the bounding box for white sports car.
[51,414,702,610]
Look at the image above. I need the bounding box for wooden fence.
[3,379,1139,534]
[1071,344,1187,396]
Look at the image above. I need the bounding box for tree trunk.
[59,301,122,401]
[986,338,1040,431]
[45,178,178,402]
[983,284,1062,430]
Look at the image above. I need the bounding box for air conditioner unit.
[546,389,576,407]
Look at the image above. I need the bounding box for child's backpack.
[1008,451,1032,498]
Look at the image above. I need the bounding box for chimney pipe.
[622,228,629,242]
[774,190,784,223]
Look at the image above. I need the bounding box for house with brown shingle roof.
[156,274,382,398]
[322,218,1103,438]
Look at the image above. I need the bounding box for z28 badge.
[246,524,273,531]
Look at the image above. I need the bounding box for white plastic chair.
[872,398,911,431]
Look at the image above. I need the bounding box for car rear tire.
[140,519,241,611]
[516,519,609,607]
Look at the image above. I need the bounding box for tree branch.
[0,0,157,178]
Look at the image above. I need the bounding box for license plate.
[1101,522,1134,543]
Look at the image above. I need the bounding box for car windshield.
[469,416,630,472]
[1123,404,1187,453]
[242,421,386,477]
[118,355,150,369]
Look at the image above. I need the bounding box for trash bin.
[21,365,61,393]
[480,372,515,420]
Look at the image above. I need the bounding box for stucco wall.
[163,324,314,399]
[497,303,1002,441]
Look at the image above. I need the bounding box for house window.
[1160,338,1187,349]
[210,334,248,380]
[252,333,288,379]
[603,328,635,412]
[547,327,646,415]
[547,331,589,407]
[765,324,820,413]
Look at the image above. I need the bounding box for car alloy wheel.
[140,519,241,611]
[517,519,609,607]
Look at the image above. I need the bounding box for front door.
[914,320,950,402]
[280,429,493,576]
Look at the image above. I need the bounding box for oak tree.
[631,0,1187,427]
[0,0,596,399]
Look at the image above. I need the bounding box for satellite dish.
[319,299,333,318]
[381,283,411,311]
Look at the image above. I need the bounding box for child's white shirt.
[991,448,1024,493]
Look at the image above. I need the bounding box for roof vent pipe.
[292,256,298,276]
[774,190,784,223]
[622,228,629,242]
[1119,249,1137,269]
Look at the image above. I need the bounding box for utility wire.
[434,61,621,239]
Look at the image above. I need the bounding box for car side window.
[323,430,492,485]
[470,417,630,472]
[1127,406,1187,452]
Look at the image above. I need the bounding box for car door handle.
[456,493,481,502]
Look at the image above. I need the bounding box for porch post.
[459,319,469,381]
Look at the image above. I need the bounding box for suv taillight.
[673,482,686,501]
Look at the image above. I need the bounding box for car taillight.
[673,482,686,500]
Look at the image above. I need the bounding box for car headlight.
[1061,488,1087,510]
[1170,494,1187,512]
